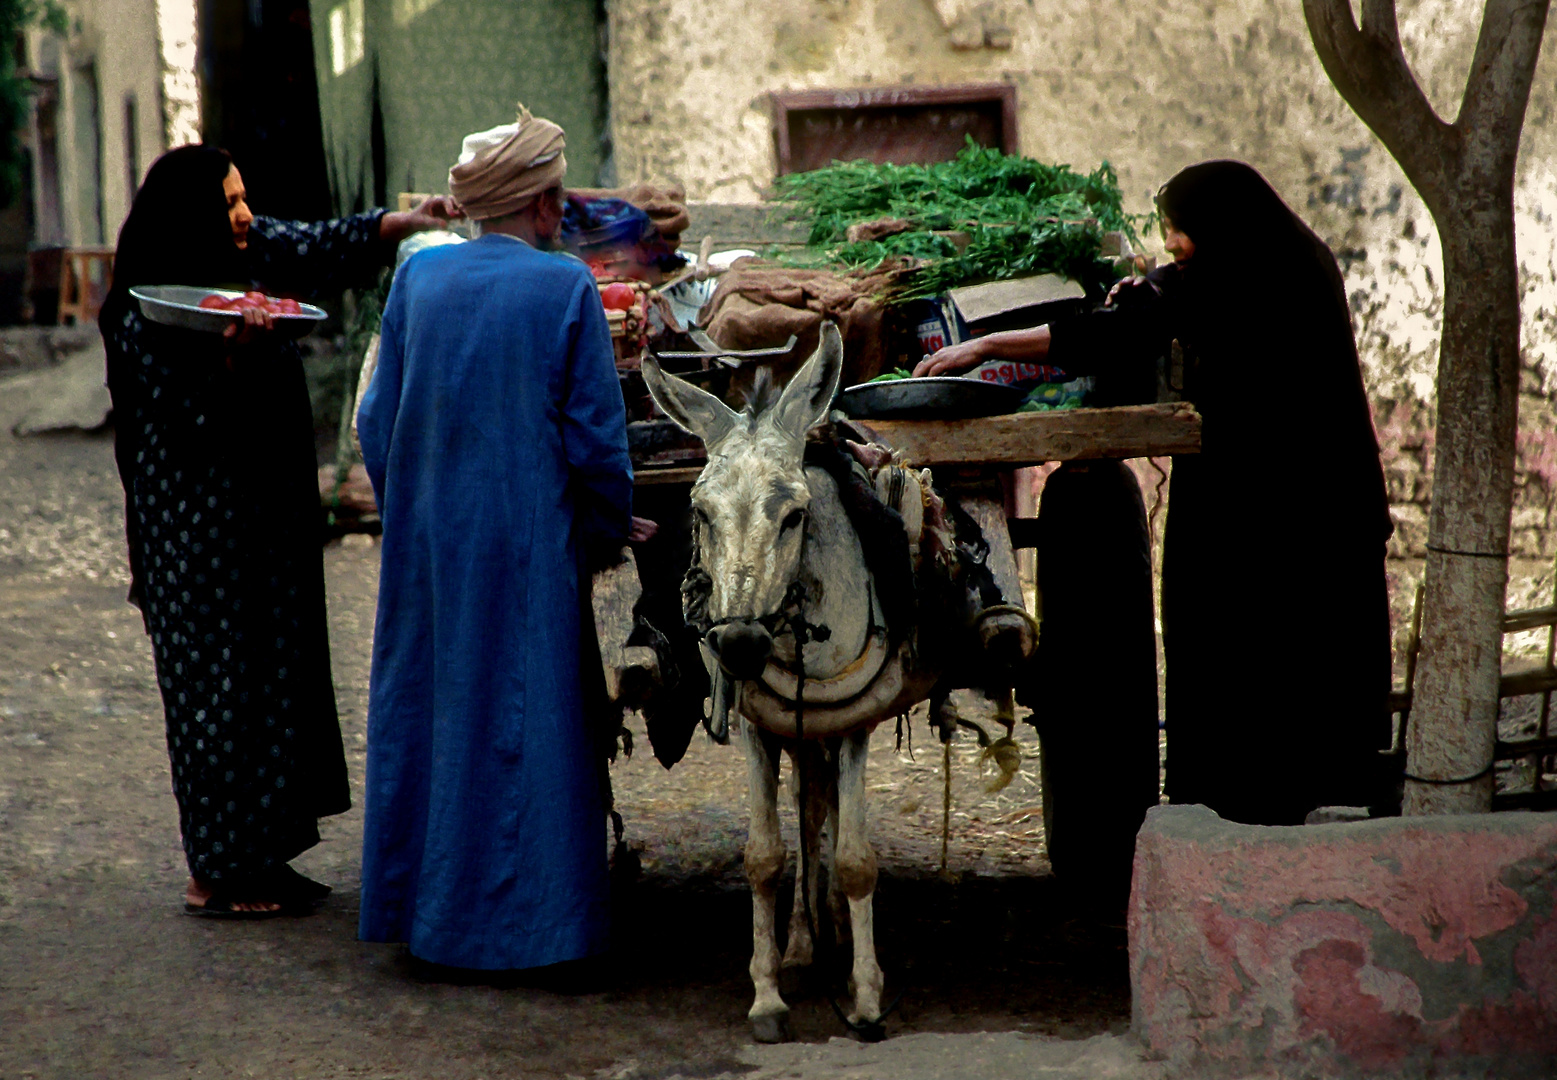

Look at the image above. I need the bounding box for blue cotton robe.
[356,234,632,969]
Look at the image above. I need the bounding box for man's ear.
[544,187,567,239]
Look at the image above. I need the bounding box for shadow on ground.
[1,865,1127,1079]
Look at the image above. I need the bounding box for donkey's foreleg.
[783,740,829,970]
[742,717,791,1043]
[835,726,884,1026]
[825,745,849,949]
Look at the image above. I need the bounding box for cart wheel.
[1021,461,1160,909]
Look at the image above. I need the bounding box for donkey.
[643,324,950,1042]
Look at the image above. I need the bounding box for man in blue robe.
[356,108,633,970]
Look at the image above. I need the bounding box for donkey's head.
[643,323,844,679]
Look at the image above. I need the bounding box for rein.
[700,562,894,715]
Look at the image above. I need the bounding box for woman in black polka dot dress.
[100,146,458,916]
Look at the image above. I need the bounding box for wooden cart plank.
[635,466,705,486]
[1500,667,1557,698]
[849,402,1201,467]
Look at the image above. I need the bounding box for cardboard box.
[945,273,1086,334]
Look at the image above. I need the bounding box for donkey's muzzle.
[710,621,773,680]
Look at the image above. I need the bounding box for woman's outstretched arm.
[913,273,1174,380]
[912,326,1052,377]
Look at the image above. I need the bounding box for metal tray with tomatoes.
[130,286,326,339]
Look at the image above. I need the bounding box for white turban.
[448,104,567,221]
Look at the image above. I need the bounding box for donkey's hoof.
[751,1011,793,1044]
[847,1017,887,1043]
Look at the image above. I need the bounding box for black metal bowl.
[837,376,1026,421]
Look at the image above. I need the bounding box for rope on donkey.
[940,737,952,879]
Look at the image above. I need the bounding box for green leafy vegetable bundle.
[772,142,1147,301]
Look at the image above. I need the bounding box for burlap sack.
[698,261,904,390]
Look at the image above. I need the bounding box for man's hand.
[913,338,988,378]
[628,516,658,543]
[415,195,464,222]
[222,305,274,345]
[379,196,467,244]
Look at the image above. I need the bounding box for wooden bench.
[57,247,115,325]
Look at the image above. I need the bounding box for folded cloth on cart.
[963,358,1070,389]
[571,183,690,248]
[561,196,684,274]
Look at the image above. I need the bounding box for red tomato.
[230,296,264,310]
[600,283,637,311]
[272,298,302,314]
[198,294,234,310]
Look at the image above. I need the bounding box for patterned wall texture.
[310,0,607,214]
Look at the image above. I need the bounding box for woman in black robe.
[101,145,455,914]
[919,160,1393,826]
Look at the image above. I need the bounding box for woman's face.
[1163,219,1196,263]
[223,165,254,249]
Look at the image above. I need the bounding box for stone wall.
[1130,804,1557,1077]
[606,0,1557,564]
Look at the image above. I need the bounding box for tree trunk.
[1404,211,1522,813]
[1304,0,1549,814]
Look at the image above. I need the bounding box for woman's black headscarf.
[99,144,248,336]
[1156,159,1349,315]
[100,144,251,618]
[1153,158,1390,541]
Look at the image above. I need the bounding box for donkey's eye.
[781,509,804,532]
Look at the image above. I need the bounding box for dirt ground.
[0,403,1141,1078]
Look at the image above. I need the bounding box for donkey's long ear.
[768,322,843,440]
[643,357,741,448]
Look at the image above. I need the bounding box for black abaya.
[1046,161,1393,826]
[100,147,391,887]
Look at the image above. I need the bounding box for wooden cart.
[596,400,1202,878]
[633,402,1198,481]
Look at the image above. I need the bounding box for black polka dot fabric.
[103,212,385,887]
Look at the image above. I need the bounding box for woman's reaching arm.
[913,326,1052,377]
[378,196,464,245]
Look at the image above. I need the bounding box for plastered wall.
[608,0,1557,562]
[34,0,167,247]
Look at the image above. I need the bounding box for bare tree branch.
[1358,0,1402,46]
[1456,0,1551,180]
[1302,0,1459,214]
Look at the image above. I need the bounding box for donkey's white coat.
[643,324,931,1038]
